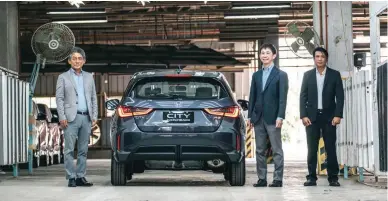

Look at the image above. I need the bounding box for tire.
[223,171,230,181]
[110,151,127,186]
[53,154,60,165]
[228,156,246,186]
[40,155,48,166]
[60,153,64,164]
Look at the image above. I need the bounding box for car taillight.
[117,106,153,117]
[204,106,239,118]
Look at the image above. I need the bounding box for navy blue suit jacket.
[248,66,289,125]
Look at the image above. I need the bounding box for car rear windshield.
[130,77,230,100]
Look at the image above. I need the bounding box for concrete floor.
[0,160,387,201]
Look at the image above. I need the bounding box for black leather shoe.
[269,180,283,187]
[253,179,267,187]
[329,180,340,187]
[68,178,76,187]
[76,177,93,187]
[304,179,317,186]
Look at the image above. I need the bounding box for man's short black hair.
[313,47,328,58]
[259,43,277,55]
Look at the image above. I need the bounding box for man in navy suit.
[248,43,289,187]
[299,47,344,187]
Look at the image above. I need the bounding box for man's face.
[68,52,85,70]
[314,51,327,67]
[260,48,276,66]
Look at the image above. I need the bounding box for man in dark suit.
[299,47,344,187]
[248,43,289,187]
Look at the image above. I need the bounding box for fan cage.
[31,22,76,64]
[283,21,323,59]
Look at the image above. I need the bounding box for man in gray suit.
[248,43,289,187]
[56,47,98,187]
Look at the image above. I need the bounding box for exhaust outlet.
[207,159,224,168]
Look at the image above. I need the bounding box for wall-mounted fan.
[284,20,323,58]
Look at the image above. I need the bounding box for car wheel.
[110,151,127,186]
[228,156,246,186]
[53,154,60,165]
[40,155,48,166]
[60,153,64,164]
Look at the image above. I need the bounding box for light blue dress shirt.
[70,68,88,112]
[261,63,282,121]
[262,63,274,91]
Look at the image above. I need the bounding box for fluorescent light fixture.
[137,1,149,6]
[47,11,106,14]
[68,0,84,8]
[232,5,290,9]
[53,20,108,24]
[224,15,279,19]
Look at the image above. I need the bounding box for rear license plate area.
[163,111,194,123]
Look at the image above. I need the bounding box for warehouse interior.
[0,0,387,198]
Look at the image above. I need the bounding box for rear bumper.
[113,132,244,163]
[115,146,243,163]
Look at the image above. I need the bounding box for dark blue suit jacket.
[248,66,289,125]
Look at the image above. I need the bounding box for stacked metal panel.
[0,71,30,166]
[337,70,374,170]
[377,62,387,172]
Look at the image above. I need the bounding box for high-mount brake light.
[204,106,239,118]
[117,106,153,117]
[165,74,192,77]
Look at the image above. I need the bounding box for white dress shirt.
[316,67,326,109]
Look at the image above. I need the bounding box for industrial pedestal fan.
[283,20,323,58]
[27,22,75,173]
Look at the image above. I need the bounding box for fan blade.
[287,23,301,37]
[300,27,315,44]
[304,42,315,55]
[291,41,301,53]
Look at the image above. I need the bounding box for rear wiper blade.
[166,94,184,99]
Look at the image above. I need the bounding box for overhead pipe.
[18,1,232,10]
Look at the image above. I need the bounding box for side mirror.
[237,99,249,111]
[105,99,120,110]
[51,114,59,123]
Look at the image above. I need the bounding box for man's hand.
[332,117,341,126]
[302,117,312,127]
[60,120,68,128]
[275,119,283,128]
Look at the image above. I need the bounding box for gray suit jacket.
[248,66,289,125]
[55,69,98,122]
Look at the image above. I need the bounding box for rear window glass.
[130,77,230,100]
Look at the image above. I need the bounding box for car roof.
[132,69,222,79]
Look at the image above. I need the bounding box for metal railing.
[0,70,30,176]
[337,68,387,182]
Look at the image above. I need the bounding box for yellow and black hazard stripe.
[245,122,254,158]
[318,137,358,176]
[318,137,327,175]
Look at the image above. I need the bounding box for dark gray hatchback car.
[106,70,246,186]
